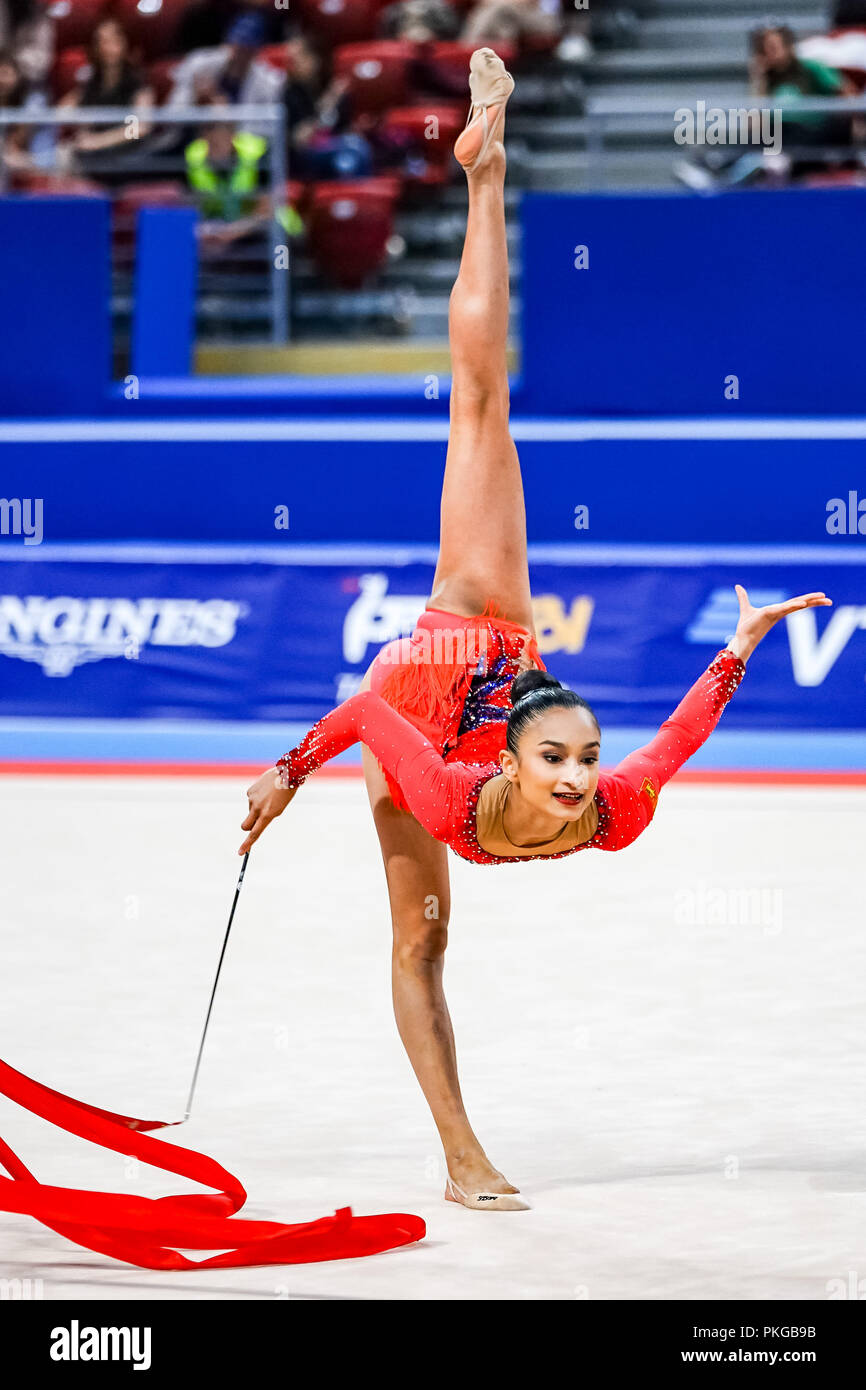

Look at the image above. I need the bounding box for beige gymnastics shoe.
[453,47,515,172]
[445,1174,532,1210]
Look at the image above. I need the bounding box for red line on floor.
[0,762,361,778]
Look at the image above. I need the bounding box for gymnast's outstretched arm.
[596,584,832,850]
[238,691,485,854]
[596,648,745,850]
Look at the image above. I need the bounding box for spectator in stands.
[185,105,303,259]
[379,0,461,41]
[0,0,52,87]
[0,46,55,179]
[0,45,22,102]
[176,0,243,53]
[462,0,560,47]
[177,0,292,53]
[185,113,268,254]
[0,48,30,173]
[168,11,285,137]
[749,24,854,152]
[242,0,295,44]
[59,17,154,174]
[557,0,648,63]
[832,1,866,25]
[284,34,372,179]
[675,24,858,190]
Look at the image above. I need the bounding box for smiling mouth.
[553,792,584,806]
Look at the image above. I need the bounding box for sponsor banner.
[0,555,862,730]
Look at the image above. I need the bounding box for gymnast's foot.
[454,47,514,173]
[444,1151,531,1210]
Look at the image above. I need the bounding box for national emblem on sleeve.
[640,776,658,818]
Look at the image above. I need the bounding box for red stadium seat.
[112,180,188,253]
[259,43,289,72]
[838,65,866,91]
[311,172,401,206]
[297,0,383,47]
[332,40,416,115]
[422,40,517,96]
[261,178,310,218]
[307,175,401,287]
[378,103,464,183]
[802,169,866,187]
[41,0,108,50]
[110,0,187,61]
[51,45,91,99]
[114,180,187,214]
[13,172,104,196]
[520,28,561,56]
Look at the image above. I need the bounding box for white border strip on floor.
[3,418,866,443]
[0,543,863,565]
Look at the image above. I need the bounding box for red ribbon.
[0,1057,425,1269]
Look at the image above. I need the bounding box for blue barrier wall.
[2,190,866,418]
[131,207,198,378]
[521,189,866,416]
[0,197,111,415]
[2,420,865,543]
[1,195,863,772]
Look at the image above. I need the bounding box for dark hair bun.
[510,669,563,707]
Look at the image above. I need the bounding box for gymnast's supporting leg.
[358,665,520,1198]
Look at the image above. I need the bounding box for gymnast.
[240,49,831,1211]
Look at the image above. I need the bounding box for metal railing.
[2,96,863,343]
[0,104,289,343]
[579,95,866,188]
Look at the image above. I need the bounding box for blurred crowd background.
[1,0,864,343]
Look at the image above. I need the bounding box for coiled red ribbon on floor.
[0,1058,425,1269]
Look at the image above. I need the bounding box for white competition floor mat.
[1,775,864,1301]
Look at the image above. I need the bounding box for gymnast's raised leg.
[357,51,532,1205]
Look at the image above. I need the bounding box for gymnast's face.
[500,706,601,820]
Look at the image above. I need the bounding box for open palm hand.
[729,584,832,662]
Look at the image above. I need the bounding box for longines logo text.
[50,1320,152,1370]
[0,596,246,676]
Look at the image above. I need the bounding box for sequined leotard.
[276,648,745,865]
[367,607,547,814]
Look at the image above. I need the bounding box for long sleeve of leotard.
[595,647,745,851]
[276,648,745,857]
[276,691,486,843]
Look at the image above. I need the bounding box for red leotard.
[277,648,745,865]
[369,607,547,814]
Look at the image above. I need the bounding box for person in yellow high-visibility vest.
[185,121,303,252]
[185,126,267,221]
